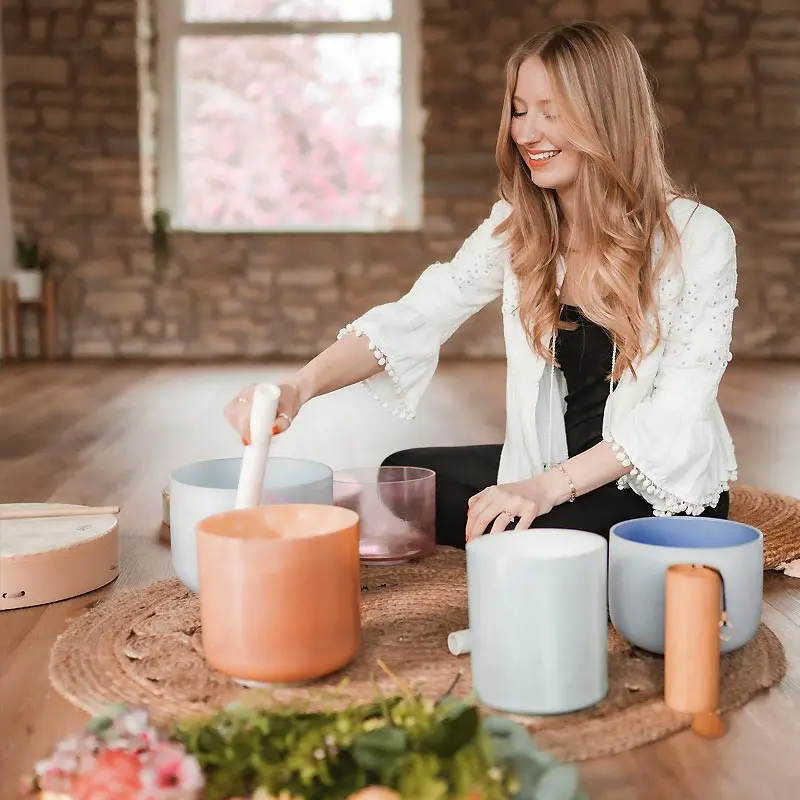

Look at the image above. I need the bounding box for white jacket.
[338,196,739,516]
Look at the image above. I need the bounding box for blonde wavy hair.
[494,21,686,380]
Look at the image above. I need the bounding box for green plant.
[15,234,51,272]
[20,678,589,800]
[152,208,171,273]
[172,681,588,800]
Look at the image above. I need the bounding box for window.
[156,1,422,233]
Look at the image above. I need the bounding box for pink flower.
[68,749,143,800]
[139,742,205,797]
[22,706,203,799]
[34,733,99,792]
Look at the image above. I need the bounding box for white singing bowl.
[169,456,333,592]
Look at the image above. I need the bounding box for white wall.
[0,11,15,276]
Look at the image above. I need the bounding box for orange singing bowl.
[197,504,361,686]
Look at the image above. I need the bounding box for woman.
[225,21,739,549]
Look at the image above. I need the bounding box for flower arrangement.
[21,683,588,800]
[19,703,203,800]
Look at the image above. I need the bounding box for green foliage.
[15,234,50,272]
[152,208,171,273]
[482,717,587,800]
[171,692,588,800]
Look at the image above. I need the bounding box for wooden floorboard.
[0,360,798,799]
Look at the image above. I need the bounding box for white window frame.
[156,1,423,233]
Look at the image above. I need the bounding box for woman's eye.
[511,109,526,118]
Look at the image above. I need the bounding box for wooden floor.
[1,360,799,800]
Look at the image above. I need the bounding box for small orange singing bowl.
[196,504,361,686]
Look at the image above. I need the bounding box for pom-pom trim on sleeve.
[337,323,417,420]
[604,433,737,516]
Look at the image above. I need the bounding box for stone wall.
[2,0,799,359]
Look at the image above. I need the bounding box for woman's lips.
[526,149,561,169]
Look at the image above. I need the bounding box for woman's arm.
[541,442,631,504]
[292,331,385,405]
[226,200,512,442]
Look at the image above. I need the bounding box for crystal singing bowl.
[197,503,361,686]
[169,456,333,592]
[609,516,763,654]
[332,466,436,565]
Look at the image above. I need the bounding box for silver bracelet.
[551,462,576,503]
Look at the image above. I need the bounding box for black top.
[554,304,615,458]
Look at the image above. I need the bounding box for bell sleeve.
[605,205,739,515]
[337,200,511,419]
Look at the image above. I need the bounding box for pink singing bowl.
[333,466,436,565]
[196,504,361,686]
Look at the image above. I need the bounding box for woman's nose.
[517,121,542,146]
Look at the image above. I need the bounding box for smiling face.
[510,56,581,194]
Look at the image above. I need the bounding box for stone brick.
[84,291,146,316]
[665,0,705,17]
[6,108,38,127]
[47,239,82,263]
[246,269,273,287]
[550,0,591,21]
[697,57,753,83]
[602,0,651,14]
[101,38,135,60]
[663,37,701,60]
[758,56,800,80]
[111,196,144,219]
[79,258,127,278]
[118,339,147,355]
[29,18,48,40]
[5,56,69,85]
[275,268,335,288]
[149,341,188,357]
[73,339,116,357]
[197,335,240,355]
[42,108,70,130]
[95,1,131,16]
[53,13,81,39]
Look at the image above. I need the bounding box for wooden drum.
[1,503,120,611]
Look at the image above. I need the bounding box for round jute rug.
[50,548,786,762]
[729,484,800,568]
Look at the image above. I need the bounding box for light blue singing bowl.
[609,516,763,654]
[170,456,333,593]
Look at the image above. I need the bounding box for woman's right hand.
[224,380,303,446]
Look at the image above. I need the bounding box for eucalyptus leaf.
[424,701,480,757]
[352,725,408,772]
[483,715,555,766]
[534,763,581,800]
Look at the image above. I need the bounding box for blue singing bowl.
[608,516,763,654]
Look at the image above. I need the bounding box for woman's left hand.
[465,478,558,543]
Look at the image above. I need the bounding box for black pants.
[382,444,730,550]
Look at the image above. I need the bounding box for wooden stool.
[0,276,58,361]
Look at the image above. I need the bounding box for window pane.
[184,0,392,23]
[177,34,402,230]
